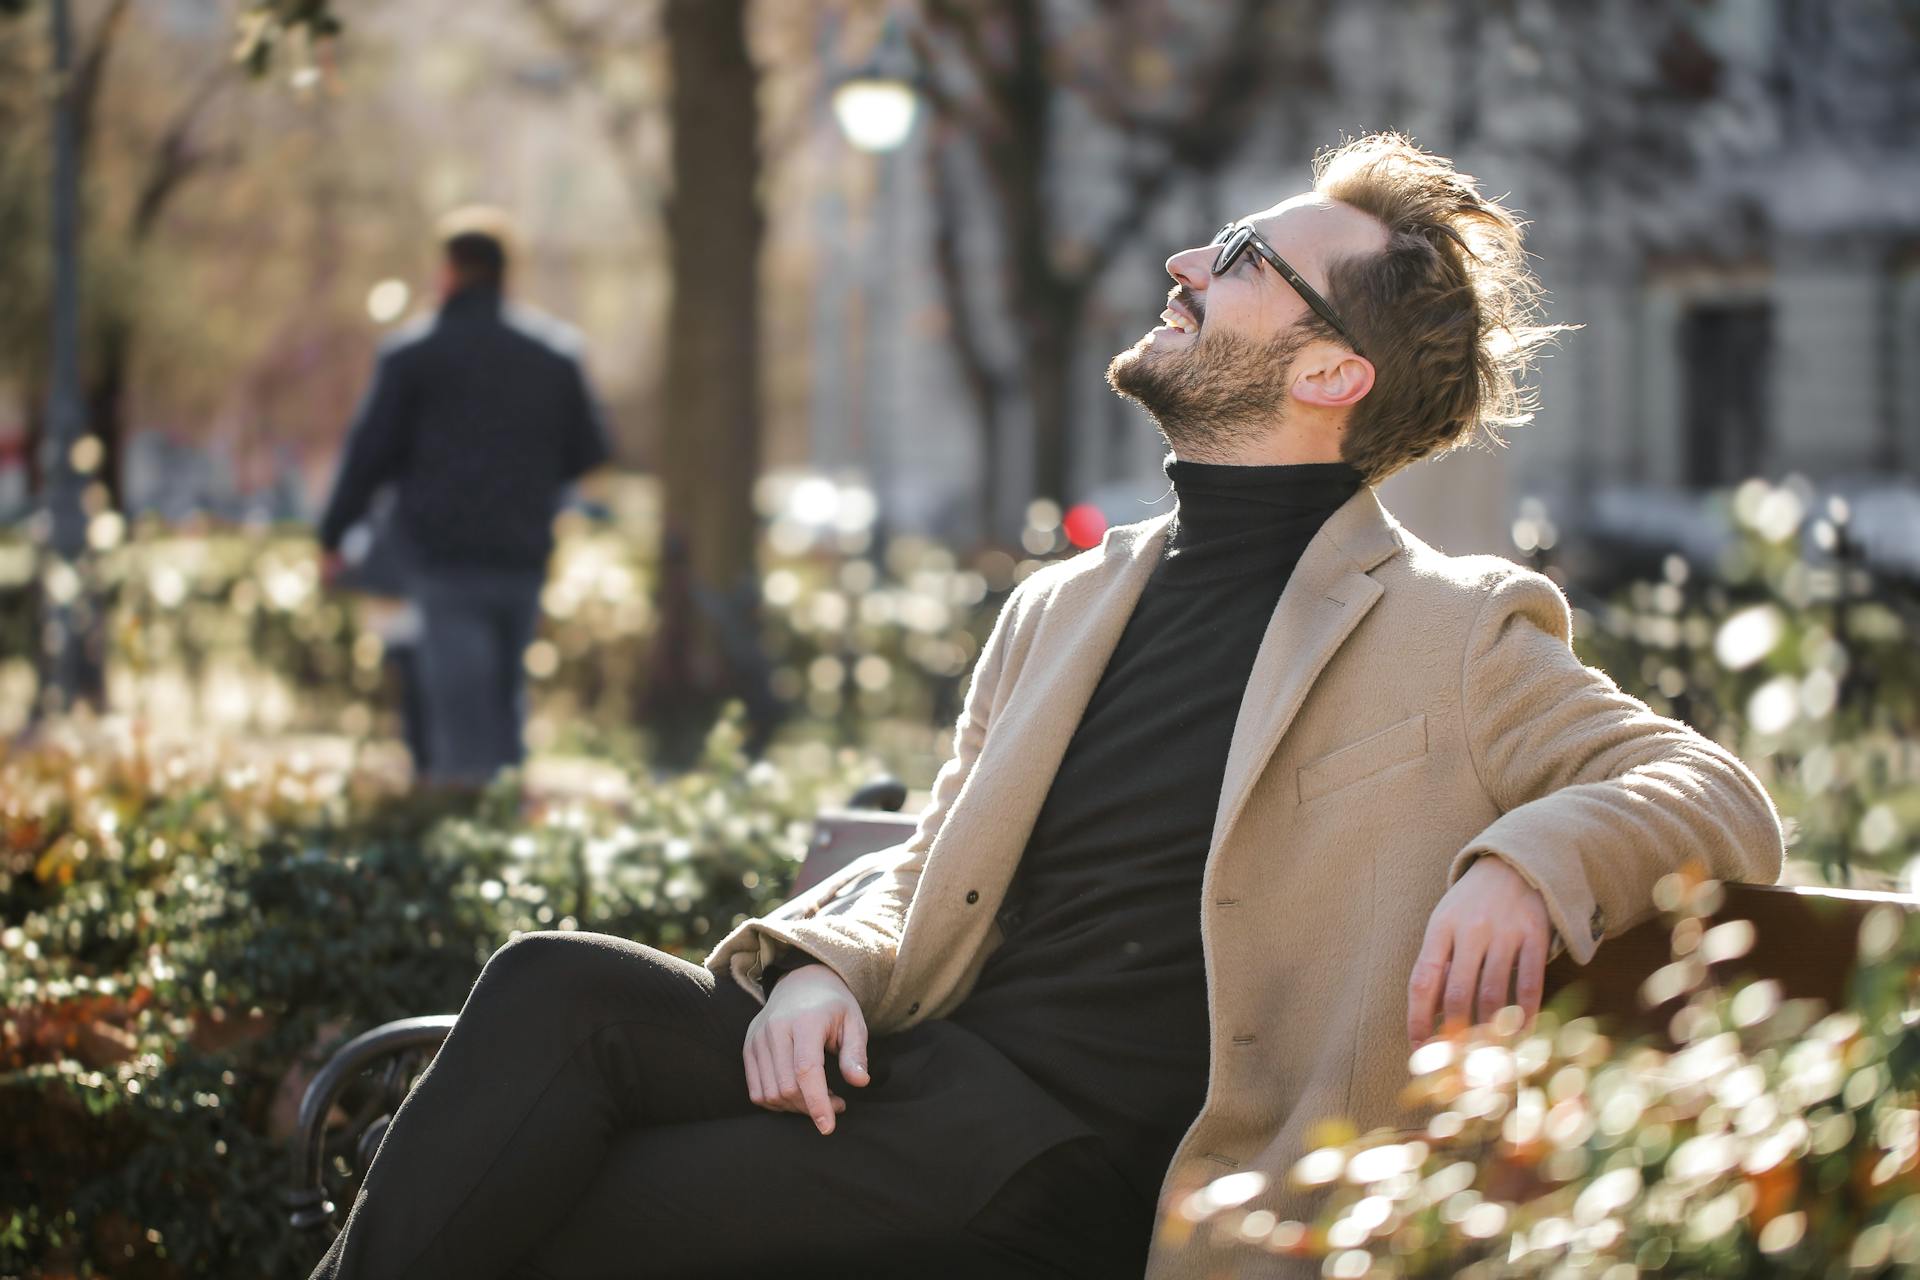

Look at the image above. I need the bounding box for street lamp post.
[829,10,920,154]
[39,0,94,717]
[829,14,919,561]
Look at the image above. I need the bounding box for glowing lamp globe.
[832,77,918,153]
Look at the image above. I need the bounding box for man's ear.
[1292,351,1374,411]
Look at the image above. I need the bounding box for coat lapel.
[1210,486,1404,852]
[944,512,1173,842]
[876,512,1174,1014]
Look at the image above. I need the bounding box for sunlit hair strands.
[1311,132,1576,484]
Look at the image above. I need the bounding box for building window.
[1681,301,1772,487]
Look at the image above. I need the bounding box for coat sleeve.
[318,345,415,552]
[1448,567,1785,966]
[703,578,1028,1013]
[558,352,612,483]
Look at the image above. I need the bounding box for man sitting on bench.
[309,133,1783,1280]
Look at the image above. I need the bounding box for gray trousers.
[411,567,545,786]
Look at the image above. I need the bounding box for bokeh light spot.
[1063,503,1108,549]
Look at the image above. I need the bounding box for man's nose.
[1165,246,1212,291]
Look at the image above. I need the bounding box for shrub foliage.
[1,711,864,1278]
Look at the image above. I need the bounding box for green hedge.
[0,513,1015,777]
[1571,480,1920,886]
[1171,868,1920,1275]
[0,710,868,1278]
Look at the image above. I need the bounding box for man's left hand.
[1407,854,1552,1048]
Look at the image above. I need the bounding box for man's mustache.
[1168,286,1205,327]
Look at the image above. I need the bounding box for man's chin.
[1104,347,1145,401]
[1106,336,1168,391]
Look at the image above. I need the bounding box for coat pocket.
[1296,713,1429,804]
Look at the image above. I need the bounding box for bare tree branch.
[924,118,1008,536]
[905,22,1001,137]
[520,0,666,223]
[1078,0,1294,281]
[921,0,1002,99]
[909,0,1310,511]
[71,0,135,169]
[131,64,235,244]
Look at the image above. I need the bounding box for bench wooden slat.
[793,810,919,895]
[1542,881,1918,1045]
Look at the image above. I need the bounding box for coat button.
[965,890,980,904]
[907,1001,921,1015]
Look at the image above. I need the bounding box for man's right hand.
[742,962,871,1135]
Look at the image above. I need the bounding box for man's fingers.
[794,1052,835,1134]
[771,1026,805,1113]
[743,1036,765,1105]
[752,1035,781,1110]
[1443,928,1489,1034]
[1478,934,1520,1025]
[769,1019,837,1132]
[1515,928,1548,1027]
[839,1012,871,1088]
[1407,926,1452,1046]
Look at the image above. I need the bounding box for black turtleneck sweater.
[948,455,1365,1207]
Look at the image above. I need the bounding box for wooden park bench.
[284,780,1920,1238]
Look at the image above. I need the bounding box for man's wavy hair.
[1306,133,1573,484]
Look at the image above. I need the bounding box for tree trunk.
[925,121,1006,547]
[1025,300,1079,511]
[646,0,772,766]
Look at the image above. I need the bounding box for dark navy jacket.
[318,286,612,572]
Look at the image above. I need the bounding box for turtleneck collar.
[1155,452,1365,586]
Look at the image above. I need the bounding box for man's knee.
[474,931,682,1014]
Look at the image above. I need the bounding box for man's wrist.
[760,953,818,996]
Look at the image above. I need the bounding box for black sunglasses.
[1209,222,1365,358]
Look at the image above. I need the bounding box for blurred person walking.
[318,209,611,786]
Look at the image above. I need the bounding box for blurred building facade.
[814,0,1919,572]
[7,0,1914,578]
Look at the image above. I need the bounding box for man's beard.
[1106,324,1310,459]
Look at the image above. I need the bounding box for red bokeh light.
[1062,503,1107,549]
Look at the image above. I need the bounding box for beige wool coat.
[706,484,1785,1279]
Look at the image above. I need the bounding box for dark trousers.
[308,933,1150,1279]
[412,567,545,786]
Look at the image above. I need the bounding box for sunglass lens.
[1211,226,1250,274]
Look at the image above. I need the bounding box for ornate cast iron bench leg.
[283,1015,458,1238]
